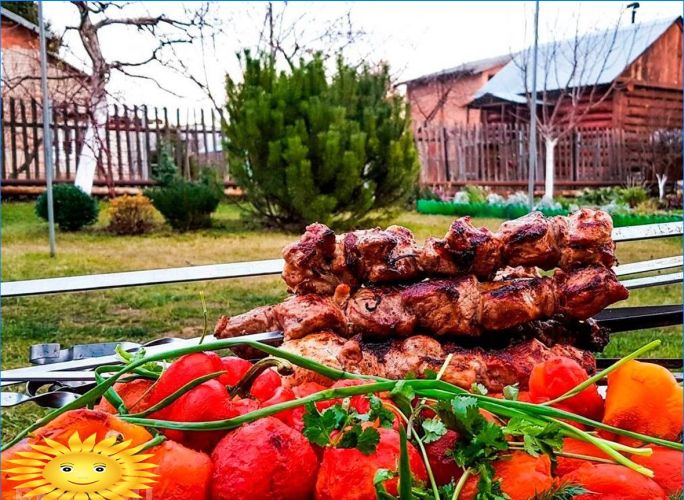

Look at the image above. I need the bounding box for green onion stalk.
[3,338,681,487]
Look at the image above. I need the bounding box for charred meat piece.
[498,211,568,270]
[444,217,503,278]
[345,287,416,339]
[560,208,617,269]
[479,277,556,331]
[419,237,463,276]
[401,278,481,337]
[556,265,629,320]
[344,225,421,283]
[279,332,386,387]
[273,295,347,340]
[281,223,348,295]
[215,305,278,339]
[280,332,596,392]
[215,295,347,341]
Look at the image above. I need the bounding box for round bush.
[107,194,157,235]
[35,184,99,231]
[145,180,221,232]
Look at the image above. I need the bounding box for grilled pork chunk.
[281,209,617,294]
[216,266,627,341]
[279,332,596,392]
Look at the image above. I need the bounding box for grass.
[1,201,681,443]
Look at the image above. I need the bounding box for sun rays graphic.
[3,431,158,499]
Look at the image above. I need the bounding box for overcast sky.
[43,1,682,112]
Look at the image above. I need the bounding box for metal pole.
[38,1,56,257]
[527,0,540,211]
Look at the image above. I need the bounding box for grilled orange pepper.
[603,360,683,443]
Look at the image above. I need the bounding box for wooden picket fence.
[415,123,635,189]
[1,97,227,187]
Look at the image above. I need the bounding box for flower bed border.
[415,200,683,227]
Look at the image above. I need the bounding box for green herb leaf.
[437,481,456,499]
[421,417,447,444]
[504,417,563,457]
[503,384,519,401]
[338,424,380,455]
[391,381,416,415]
[475,463,509,500]
[471,382,488,395]
[302,403,348,447]
[398,426,412,500]
[369,395,396,428]
[450,396,481,434]
[374,469,398,500]
[531,482,589,500]
[357,426,381,455]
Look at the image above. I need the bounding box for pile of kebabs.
[215,209,629,392]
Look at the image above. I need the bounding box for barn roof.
[400,53,513,86]
[471,16,682,106]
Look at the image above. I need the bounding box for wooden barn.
[412,17,682,190]
[471,17,682,132]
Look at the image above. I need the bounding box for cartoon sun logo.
[3,431,158,499]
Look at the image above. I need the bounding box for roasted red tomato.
[529,357,604,420]
[424,429,462,486]
[315,428,427,500]
[211,417,319,500]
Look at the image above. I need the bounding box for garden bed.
[416,200,683,227]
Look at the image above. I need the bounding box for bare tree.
[163,1,369,127]
[635,110,683,201]
[515,16,636,201]
[57,2,209,194]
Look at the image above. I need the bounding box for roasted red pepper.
[162,379,236,453]
[249,369,282,401]
[148,352,224,417]
[218,357,253,386]
[260,386,296,426]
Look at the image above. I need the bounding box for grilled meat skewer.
[282,209,615,295]
[279,332,596,392]
[215,265,628,342]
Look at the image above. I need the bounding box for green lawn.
[1,201,681,442]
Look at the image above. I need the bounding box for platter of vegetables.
[2,338,682,500]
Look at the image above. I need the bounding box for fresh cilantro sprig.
[421,417,447,444]
[369,395,397,428]
[503,417,564,457]
[437,396,509,499]
[302,397,396,455]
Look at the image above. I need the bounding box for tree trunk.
[74,97,107,194]
[72,2,111,195]
[543,137,558,202]
[656,173,667,202]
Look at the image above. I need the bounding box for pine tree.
[224,52,419,230]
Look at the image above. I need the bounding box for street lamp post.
[527,0,540,211]
[38,1,57,256]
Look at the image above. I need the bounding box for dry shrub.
[107,194,157,235]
